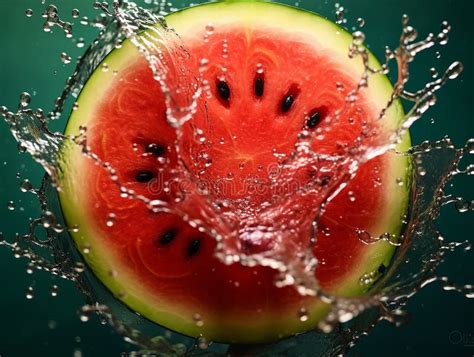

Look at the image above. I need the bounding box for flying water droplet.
[50,284,59,297]
[7,201,15,211]
[25,286,34,300]
[60,52,71,64]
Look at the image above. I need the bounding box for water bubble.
[25,9,33,17]
[101,63,109,72]
[7,201,15,211]
[357,17,365,27]
[72,9,80,18]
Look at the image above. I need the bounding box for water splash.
[0,0,472,355]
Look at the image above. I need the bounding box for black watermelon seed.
[306,111,321,129]
[281,94,294,113]
[159,229,177,245]
[320,175,331,186]
[217,80,231,101]
[135,170,154,183]
[146,143,166,156]
[378,264,387,274]
[255,77,264,97]
[187,238,201,257]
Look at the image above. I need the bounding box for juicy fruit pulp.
[59,1,410,343]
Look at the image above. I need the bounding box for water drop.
[466,138,474,154]
[74,262,86,273]
[454,199,470,213]
[106,213,116,227]
[60,52,71,64]
[25,9,33,17]
[76,37,85,48]
[298,307,309,322]
[79,312,89,322]
[193,313,204,327]
[72,9,80,18]
[446,61,463,80]
[25,286,34,300]
[357,17,365,27]
[197,336,209,349]
[19,92,31,108]
[7,201,15,211]
[352,31,365,46]
[50,284,59,297]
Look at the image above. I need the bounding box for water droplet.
[298,307,309,322]
[74,262,86,273]
[193,313,204,327]
[20,179,33,192]
[7,201,15,211]
[353,31,365,46]
[25,286,34,300]
[25,9,33,17]
[106,213,116,227]
[60,52,71,64]
[79,312,89,322]
[26,263,35,274]
[76,37,85,48]
[454,198,470,213]
[50,284,59,297]
[357,17,365,27]
[197,336,209,349]
[19,92,31,108]
[72,9,80,18]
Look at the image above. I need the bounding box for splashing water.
[0,0,472,355]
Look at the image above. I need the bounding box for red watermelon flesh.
[59,1,411,343]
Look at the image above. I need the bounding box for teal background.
[0,0,472,356]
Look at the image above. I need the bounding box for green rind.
[58,0,412,343]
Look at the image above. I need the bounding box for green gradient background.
[0,0,472,356]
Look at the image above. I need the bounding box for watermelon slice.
[58,0,411,343]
